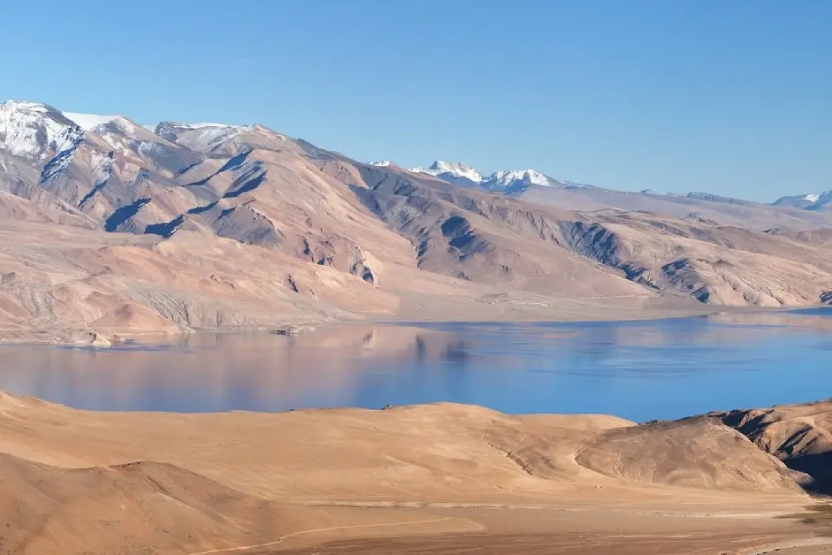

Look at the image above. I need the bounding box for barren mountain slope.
[0,189,93,227]
[0,103,415,281]
[1,100,832,341]
[563,211,832,306]
[322,160,832,306]
[0,220,398,344]
[340,163,651,298]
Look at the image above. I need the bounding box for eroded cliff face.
[716,400,832,493]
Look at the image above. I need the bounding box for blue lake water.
[0,310,829,422]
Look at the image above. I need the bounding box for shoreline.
[1,301,827,349]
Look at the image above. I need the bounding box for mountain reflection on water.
[0,310,830,422]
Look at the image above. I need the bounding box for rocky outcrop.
[715,401,832,493]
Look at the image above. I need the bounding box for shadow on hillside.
[787,453,832,496]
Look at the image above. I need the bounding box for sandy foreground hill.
[1,392,832,555]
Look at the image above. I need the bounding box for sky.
[3,0,831,201]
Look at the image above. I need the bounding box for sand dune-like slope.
[0,451,477,555]
[1,392,830,554]
[0,453,293,555]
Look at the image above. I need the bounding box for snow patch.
[63,112,119,131]
[370,160,392,167]
[138,141,166,157]
[2,101,52,114]
[91,150,113,187]
[773,190,832,208]
[187,122,241,129]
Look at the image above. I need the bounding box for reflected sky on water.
[0,309,830,422]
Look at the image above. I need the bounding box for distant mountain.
[400,159,832,230]
[772,191,832,211]
[683,192,756,206]
[409,160,591,195]
[409,161,484,184]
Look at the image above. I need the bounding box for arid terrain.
[1,101,831,344]
[4,2,832,553]
[1,391,832,554]
[2,100,832,554]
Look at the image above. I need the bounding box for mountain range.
[405,159,832,213]
[0,99,831,344]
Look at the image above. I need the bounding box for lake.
[1,310,830,422]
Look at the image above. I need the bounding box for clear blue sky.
[4,0,831,200]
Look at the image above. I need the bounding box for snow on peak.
[187,122,241,129]
[0,100,83,162]
[409,159,595,192]
[410,160,483,183]
[62,112,119,131]
[2,100,56,114]
[489,169,552,188]
[773,190,832,208]
[370,160,393,167]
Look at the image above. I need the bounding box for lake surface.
[1,310,830,422]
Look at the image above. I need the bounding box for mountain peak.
[803,192,828,203]
[409,160,483,183]
[152,121,244,152]
[62,112,121,131]
[772,190,832,210]
[490,169,552,188]
[157,121,242,131]
[408,160,592,193]
[0,100,83,161]
[1,100,62,115]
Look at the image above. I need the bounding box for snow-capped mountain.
[772,191,832,211]
[0,101,84,162]
[0,102,172,171]
[409,161,484,184]
[408,160,591,194]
